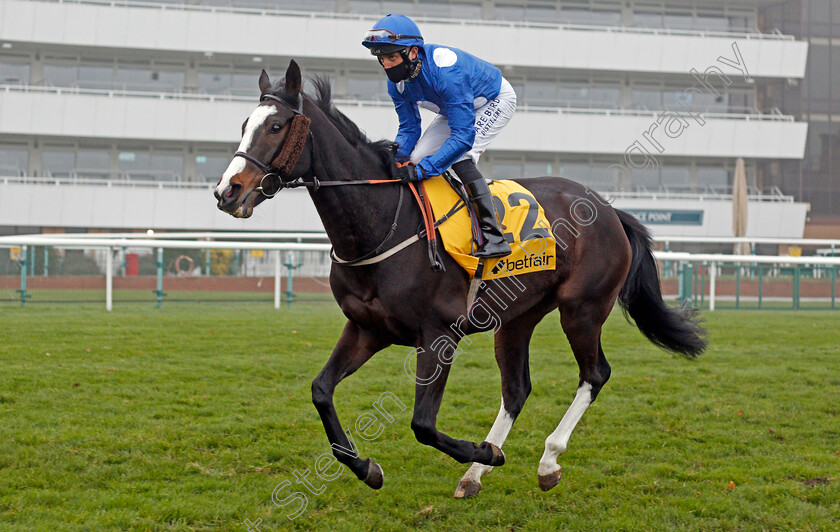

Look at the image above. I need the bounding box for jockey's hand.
[396,161,424,183]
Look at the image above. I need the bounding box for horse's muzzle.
[215,182,243,212]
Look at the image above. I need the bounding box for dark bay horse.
[214,61,706,498]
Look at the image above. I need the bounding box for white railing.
[0,83,255,103]
[1,175,214,189]
[4,233,838,249]
[2,233,839,312]
[38,0,794,41]
[0,235,331,310]
[332,97,798,122]
[0,174,803,201]
[1,84,798,123]
[657,236,840,249]
[656,252,840,311]
[602,185,794,203]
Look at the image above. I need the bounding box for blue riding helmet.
[361,14,424,55]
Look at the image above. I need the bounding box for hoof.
[538,467,562,492]
[453,478,482,498]
[362,458,384,490]
[483,442,505,467]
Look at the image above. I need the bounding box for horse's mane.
[307,76,395,172]
[265,75,393,173]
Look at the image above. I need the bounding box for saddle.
[412,173,557,281]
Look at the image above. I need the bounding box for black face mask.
[385,61,411,83]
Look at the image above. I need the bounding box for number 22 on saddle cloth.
[422,176,557,280]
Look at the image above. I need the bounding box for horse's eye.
[271,124,282,133]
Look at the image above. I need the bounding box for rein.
[234,94,401,197]
[234,93,447,267]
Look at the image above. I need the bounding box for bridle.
[233,93,404,197]
[231,92,439,267]
[233,93,315,197]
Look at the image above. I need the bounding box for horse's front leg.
[408,340,506,467]
[311,320,390,489]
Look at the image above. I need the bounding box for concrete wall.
[0,0,808,78]
[0,90,809,159]
[0,180,808,238]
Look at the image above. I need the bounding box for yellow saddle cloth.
[423,176,557,280]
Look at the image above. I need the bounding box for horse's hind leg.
[538,300,612,491]
[454,314,538,498]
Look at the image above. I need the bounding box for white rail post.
[709,260,716,312]
[106,246,113,312]
[274,250,281,309]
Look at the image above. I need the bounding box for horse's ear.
[284,60,302,97]
[258,69,271,95]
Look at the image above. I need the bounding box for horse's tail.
[615,209,707,358]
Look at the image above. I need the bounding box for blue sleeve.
[388,82,421,159]
[417,65,475,178]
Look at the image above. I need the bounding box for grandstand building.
[0,0,832,238]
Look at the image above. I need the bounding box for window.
[198,71,232,95]
[383,0,416,17]
[0,58,29,85]
[663,12,694,31]
[559,162,590,181]
[525,5,557,24]
[694,15,727,33]
[232,72,258,97]
[696,166,728,187]
[495,4,525,22]
[562,7,620,27]
[633,11,663,29]
[78,64,114,90]
[348,0,379,15]
[523,80,557,107]
[420,2,482,19]
[196,154,231,182]
[0,148,28,176]
[150,153,184,181]
[116,66,184,92]
[727,92,755,114]
[589,87,621,108]
[450,3,482,19]
[631,168,660,188]
[43,149,111,180]
[661,166,690,186]
[523,161,553,177]
[591,162,622,187]
[806,0,833,38]
[75,150,112,180]
[42,151,76,179]
[117,150,184,182]
[43,64,77,87]
[491,159,523,179]
[271,0,336,11]
[632,89,662,110]
[347,74,388,101]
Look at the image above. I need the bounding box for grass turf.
[0,302,838,531]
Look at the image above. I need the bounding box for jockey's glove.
[396,161,425,183]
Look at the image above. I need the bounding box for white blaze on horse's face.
[215,104,278,198]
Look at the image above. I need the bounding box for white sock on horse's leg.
[538,382,593,477]
[459,396,515,484]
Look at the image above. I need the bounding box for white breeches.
[410,77,517,166]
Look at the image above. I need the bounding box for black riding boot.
[452,160,511,259]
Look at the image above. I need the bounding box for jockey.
[362,14,514,259]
